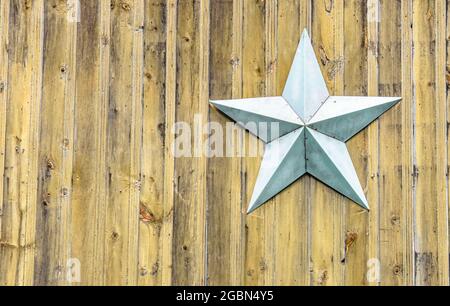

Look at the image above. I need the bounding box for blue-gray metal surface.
[308,96,402,142]
[282,30,329,122]
[247,128,306,213]
[210,97,303,143]
[305,128,369,209]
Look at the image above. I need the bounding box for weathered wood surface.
[0,0,449,286]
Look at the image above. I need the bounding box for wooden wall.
[0,0,449,286]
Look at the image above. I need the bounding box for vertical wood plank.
[0,0,10,243]
[229,0,244,285]
[129,0,144,287]
[242,0,266,286]
[138,0,167,286]
[400,0,415,286]
[199,2,210,283]
[342,0,370,286]
[98,1,112,285]
[310,0,346,286]
[106,0,144,285]
[272,0,310,285]
[19,0,44,285]
[378,0,408,286]
[34,0,77,286]
[263,0,277,286]
[172,0,208,285]
[435,0,449,286]
[366,0,381,286]
[412,0,449,286]
[71,0,109,286]
[0,0,44,286]
[161,0,177,286]
[207,0,234,286]
[447,0,450,288]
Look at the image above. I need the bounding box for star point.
[282,29,329,122]
[210,97,304,143]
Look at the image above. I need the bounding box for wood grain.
[400,0,415,286]
[0,0,10,252]
[0,0,44,286]
[342,0,369,286]
[207,0,235,286]
[71,0,109,286]
[0,0,448,286]
[105,0,144,285]
[229,0,244,286]
[367,0,381,286]
[138,0,168,286]
[378,0,407,286]
[310,0,346,286]
[34,0,77,285]
[242,0,266,286]
[412,0,449,286]
[172,0,208,285]
[161,0,177,286]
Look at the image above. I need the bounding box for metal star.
[210,30,401,214]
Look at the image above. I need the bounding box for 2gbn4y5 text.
[176,290,274,304]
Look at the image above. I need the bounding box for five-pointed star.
[210,30,401,214]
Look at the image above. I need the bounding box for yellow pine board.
[412,0,448,286]
[242,0,267,286]
[207,0,235,286]
[378,0,408,286]
[34,0,77,286]
[172,0,208,285]
[105,0,143,285]
[342,0,370,286]
[71,0,109,286]
[0,0,44,286]
[138,0,168,286]
[0,0,10,249]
